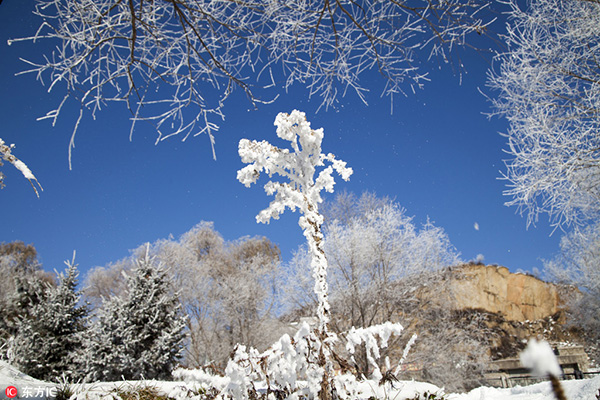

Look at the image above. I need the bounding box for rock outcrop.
[448,264,565,322]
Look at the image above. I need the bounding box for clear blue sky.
[0,1,561,278]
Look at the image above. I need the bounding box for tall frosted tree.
[9,257,87,381]
[286,192,461,378]
[83,248,187,382]
[238,109,352,400]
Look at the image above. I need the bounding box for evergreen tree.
[0,243,53,353]
[10,257,87,381]
[83,248,187,382]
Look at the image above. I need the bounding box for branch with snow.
[345,322,405,381]
[0,138,42,197]
[488,0,600,229]
[13,0,493,163]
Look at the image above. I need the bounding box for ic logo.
[5,386,17,398]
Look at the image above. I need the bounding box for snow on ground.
[448,376,600,400]
[2,361,600,400]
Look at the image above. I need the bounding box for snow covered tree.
[82,248,187,382]
[9,256,87,381]
[0,243,54,356]
[0,138,42,196]
[488,0,600,229]
[285,192,461,377]
[325,193,459,328]
[544,223,600,364]
[10,0,493,164]
[83,223,284,370]
[238,109,352,399]
[82,258,130,311]
[0,241,39,272]
[156,223,284,369]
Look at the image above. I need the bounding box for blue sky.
[0,1,561,278]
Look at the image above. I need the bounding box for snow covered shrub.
[222,322,322,399]
[191,321,407,400]
[54,376,76,400]
[345,323,416,382]
[238,110,352,400]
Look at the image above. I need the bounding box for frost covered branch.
[345,322,411,381]
[11,0,493,163]
[237,109,351,399]
[238,110,352,335]
[0,138,42,197]
[488,0,600,229]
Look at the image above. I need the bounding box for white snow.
[2,360,599,400]
[448,376,600,400]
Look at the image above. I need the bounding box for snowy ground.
[2,361,600,400]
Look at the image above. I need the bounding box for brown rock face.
[449,264,562,321]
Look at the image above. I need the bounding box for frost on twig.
[237,110,352,399]
[488,0,600,229]
[345,322,408,381]
[13,0,493,163]
[0,138,42,197]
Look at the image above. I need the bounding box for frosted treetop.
[237,110,352,225]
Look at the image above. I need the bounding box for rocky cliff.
[448,264,565,321]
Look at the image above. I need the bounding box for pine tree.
[0,244,52,353]
[83,248,187,382]
[10,257,88,381]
